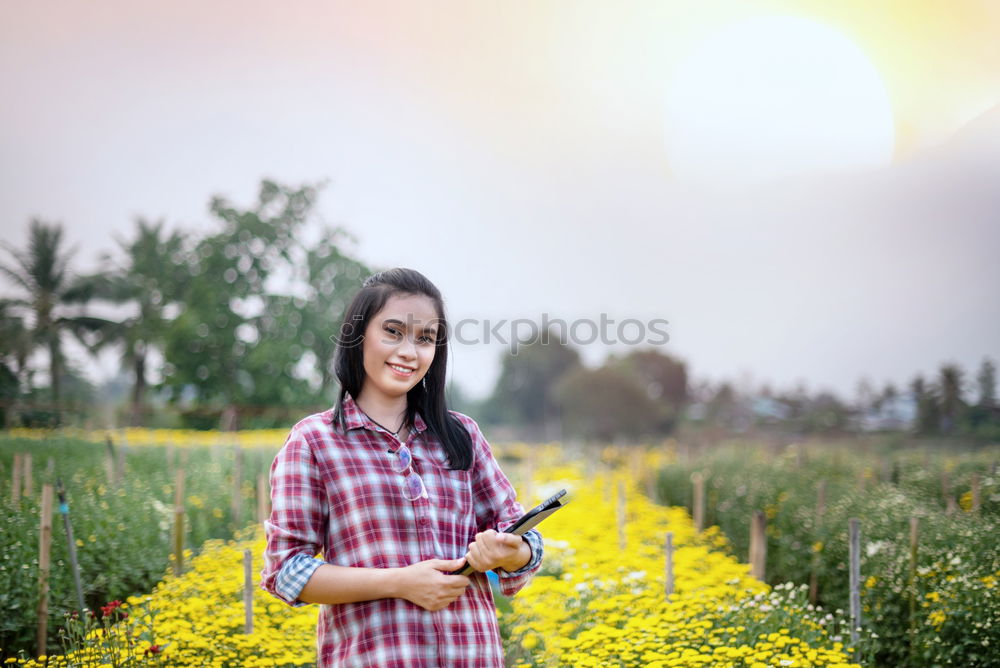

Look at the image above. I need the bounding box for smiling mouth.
[388,363,415,375]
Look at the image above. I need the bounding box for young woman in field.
[261,267,543,667]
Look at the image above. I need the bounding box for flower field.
[656,440,1000,666]
[3,432,866,667]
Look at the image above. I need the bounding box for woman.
[261,268,543,667]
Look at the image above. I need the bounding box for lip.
[387,363,416,376]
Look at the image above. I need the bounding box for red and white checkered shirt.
[261,394,543,667]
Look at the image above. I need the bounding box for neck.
[354,390,407,432]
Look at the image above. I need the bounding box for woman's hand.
[395,558,471,611]
[463,530,531,573]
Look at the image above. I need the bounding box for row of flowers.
[9,446,864,666]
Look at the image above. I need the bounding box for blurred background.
[2,0,998,440]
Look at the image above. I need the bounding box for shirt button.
[420,517,430,526]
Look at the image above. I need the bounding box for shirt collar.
[336,392,428,435]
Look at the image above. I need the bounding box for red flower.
[100,600,123,618]
[144,644,163,656]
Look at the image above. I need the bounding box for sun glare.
[664,16,895,183]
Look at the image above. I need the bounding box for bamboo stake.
[105,437,115,486]
[908,516,919,662]
[115,440,126,485]
[664,532,674,597]
[849,518,862,660]
[23,452,32,497]
[243,549,254,634]
[36,483,54,656]
[750,510,766,581]
[173,469,185,576]
[809,479,827,604]
[11,453,22,507]
[232,446,244,529]
[971,473,981,514]
[692,472,705,533]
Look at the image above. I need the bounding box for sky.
[2,0,999,401]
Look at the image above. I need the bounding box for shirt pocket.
[424,463,473,522]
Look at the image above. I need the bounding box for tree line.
[2,178,997,440]
[0,180,370,428]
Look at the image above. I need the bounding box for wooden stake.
[750,510,766,581]
[908,516,919,662]
[809,479,827,604]
[232,446,244,529]
[971,473,981,514]
[11,453,22,507]
[23,452,32,497]
[105,436,115,486]
[36,483,54,656]
[115,441,126,484]
[692,472,705,533]
[243,548,254,634]
[173,469,185,576]
[664,532,675,597]
[849,518,862,659]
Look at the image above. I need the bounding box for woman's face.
[358,292,441,405]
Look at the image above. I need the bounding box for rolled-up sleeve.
[260,425,328,607]
[459,414,544,597]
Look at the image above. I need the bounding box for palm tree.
[83,218,188,425]
[0,300,31,426]
[0,219,108,419]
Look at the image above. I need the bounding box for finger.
[499,533,522,547]
[431,558,466,571]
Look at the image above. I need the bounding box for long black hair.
[332,268,473,470]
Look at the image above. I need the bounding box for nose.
[397,336,417,360]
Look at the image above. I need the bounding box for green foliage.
[656,440,1000,667]
[0,435,277,659]
[159,180,369,421]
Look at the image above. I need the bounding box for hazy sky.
[2,1,999,400]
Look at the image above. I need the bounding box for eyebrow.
[383,318,438,337]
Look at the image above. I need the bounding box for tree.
[911,374,939,435]
[553,365,659,441]
[160,180,369,426]
[0,220,109,420]
[80,218,190,425]
[483,328,581,436]
[937,363,965,435]
[611,349,688,433]
[975,357,997,409]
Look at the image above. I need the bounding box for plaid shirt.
[261,394,543,667]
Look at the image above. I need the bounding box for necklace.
[364,412,406,438]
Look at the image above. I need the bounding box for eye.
[418,335,436,344]
[384,325,402,337]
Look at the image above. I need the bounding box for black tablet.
[449,489,568,576]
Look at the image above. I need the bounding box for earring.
[422,377,427,389]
